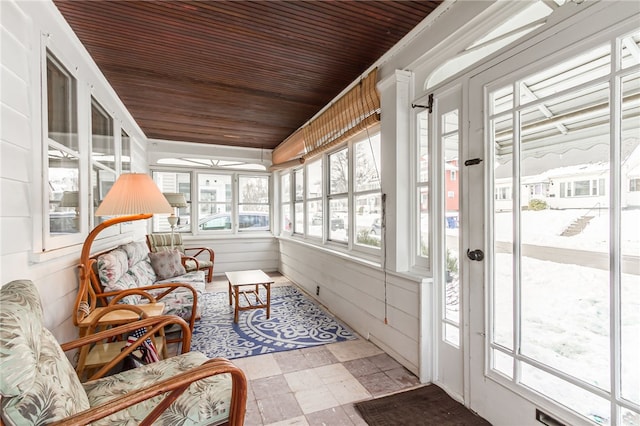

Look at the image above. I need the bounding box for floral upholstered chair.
[0,279,247,425]
[147,233,215,282]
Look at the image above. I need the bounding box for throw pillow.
[148,250,186,280]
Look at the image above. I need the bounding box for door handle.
[466,249,484,261]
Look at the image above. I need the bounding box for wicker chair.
[0,279,246,426]
[147,233,215,282]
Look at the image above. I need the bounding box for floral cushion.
[1,280,91,424]
[121,241,151,268]
[84,352,232,426]
[148,250,187,280]
[153,271,206,318]
[97,248,129,288]
[128,260,157,288]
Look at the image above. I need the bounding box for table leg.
[266,283,271,319]
[234,285,240,323]
[228,280,232,305]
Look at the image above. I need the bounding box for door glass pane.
[519,82,611,390]
[443,110,460,344]
[521,363,610,424]
[417,109,430,260]
[419,186,429,257]
[620,72,640,406]
[493,113,514,351]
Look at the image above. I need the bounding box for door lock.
[466,249,484,261]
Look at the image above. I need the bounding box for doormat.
[354,385,491,426]
[190,285,356,359]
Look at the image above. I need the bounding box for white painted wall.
[0,0,149,344]
[278,238,432,377]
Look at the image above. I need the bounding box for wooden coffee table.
[226,270,274,323]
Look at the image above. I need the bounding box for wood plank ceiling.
[53,1,442,150]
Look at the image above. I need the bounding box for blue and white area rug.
[190,286,357,359]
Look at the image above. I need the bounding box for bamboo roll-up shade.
[302,68,380,161]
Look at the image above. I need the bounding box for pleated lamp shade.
[95,173,172,216]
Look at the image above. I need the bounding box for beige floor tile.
[235,353,282,380]
[257,393,303,424]
[284,368,324,392]
[326,377,371,404]
[294,387,340,414]
[313,363,354,384]
[266,415,309,426]
[305,406,354,426]
[326,339,384,362]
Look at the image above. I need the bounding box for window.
[198,173,232,229]
[354,135,381,248]
[152,170,271,234]
[417,110,429,259]
[630,178,640,191]
[328,148,349,243]
[121,130,131,172]
[152,171,191,232]
[294,169,304,234]
[279,129,382,257]
[238,175,270,232]
[306,160,323,238]
[90,98,116,226]
[281,173,292,232]
[46,53,80,238]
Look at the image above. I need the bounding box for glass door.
[468,8,639,424]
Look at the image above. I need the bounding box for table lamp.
[163,192,188,249]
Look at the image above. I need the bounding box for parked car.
[181,212,270,231]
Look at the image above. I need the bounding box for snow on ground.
[448,208,639,423]
[494,209,640,254]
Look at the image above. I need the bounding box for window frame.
[279,128,383,260]
[151,168,272,236]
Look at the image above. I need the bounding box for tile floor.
[203,273,422,425]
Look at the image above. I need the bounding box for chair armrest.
[104,283,199,332]
[61,315,192,380]
[180,254,201,270]
[47,358,247,426]
[184,246,215,262]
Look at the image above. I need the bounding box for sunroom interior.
[1,0,639,425]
